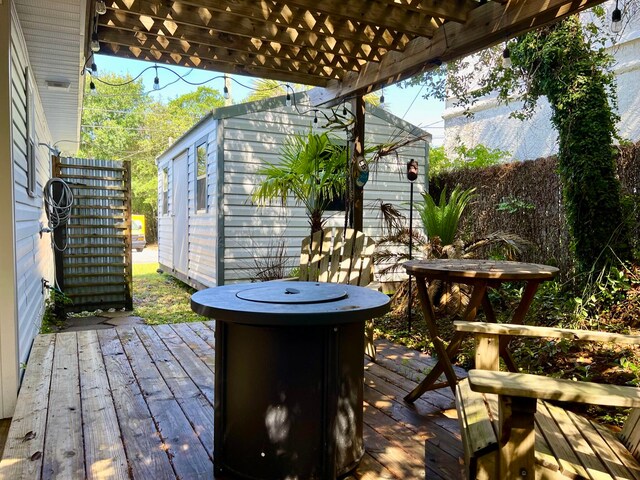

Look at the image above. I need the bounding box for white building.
[0,0,85,418]
[156,94,431,288]
[444,3,640,160]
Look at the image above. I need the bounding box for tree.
[79,75,225,242]
[251,132,348,234]
[404,10,632,272]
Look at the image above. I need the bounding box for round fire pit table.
[191,281,390,480]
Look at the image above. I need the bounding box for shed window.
[25,68,36,198]
[196,139,207,211]
[162,167,169,215]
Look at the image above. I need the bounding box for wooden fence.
[53,157,133,312]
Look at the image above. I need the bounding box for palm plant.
[252,132,347,234]
[416,186,476,245]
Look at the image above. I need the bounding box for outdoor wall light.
[90,32,100,53]
[95,0,107,15]
[611,0,622,33]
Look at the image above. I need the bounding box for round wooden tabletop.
[403,259,559,281]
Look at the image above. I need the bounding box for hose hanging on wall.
[43,178,74,251]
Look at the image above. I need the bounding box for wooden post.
[351,95,365,232]
[123,160,133,311]
[498,395,537,479]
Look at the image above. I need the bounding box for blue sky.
[93,54,445,145]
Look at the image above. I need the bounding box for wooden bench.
[454,321,640,479]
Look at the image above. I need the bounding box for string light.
[95,0,107,15]
[89,80,97,95]
[379,89,385,108]
[91,62,97,74]
[90,32,100,53]
[611,0,622,33]
[502,46,512,68]
[342,103,347,116]
[285,84,292,107]
[153,66,160,90]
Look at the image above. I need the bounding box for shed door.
[173,151,189,275]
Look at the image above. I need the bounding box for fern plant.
[416,186,476,245]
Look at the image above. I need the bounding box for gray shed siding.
[157,96,429,287]
[157,118,218,287]
[221,107,427,284]
[11,9,54,386]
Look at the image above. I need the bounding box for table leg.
[404,278,463,402]
[511,280,541,324]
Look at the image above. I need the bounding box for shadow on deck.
[0,322,465,479]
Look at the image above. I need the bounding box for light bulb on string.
[312,110,319,131]
[285,85,292,107]
[223,75,230,100]
[90,32,100,53]
[342,103,347,116]
[95,0,107,15]
[379,89,385,108]
[91,62,97,74]
[89,80,97,95]
[502,46,512,68]
[153,66,160,90]
[611,0,622,33]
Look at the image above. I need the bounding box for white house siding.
[0,4,55,418]
[443,6,640,160]
[220,104,428,285]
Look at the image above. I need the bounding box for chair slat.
[328,227,344,283]
[348,234,366,285]
[337,229,356,284]
[317,229,333,283]
[307,230,323,282]
[299,235,311,281]
[622,409,640,461]
[358,238,376,287]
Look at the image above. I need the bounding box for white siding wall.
[12,8,55,367]
[444,10,640,160]
[0,5,55,417]
[157,157,173,268]
[221,106,428,284]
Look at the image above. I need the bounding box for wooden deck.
[0,322,466,479]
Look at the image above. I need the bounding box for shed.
[156,93,431,288]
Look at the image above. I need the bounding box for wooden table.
[402,259,559,402]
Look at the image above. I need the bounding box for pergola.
[92,0,606,228]
[94,0,606,105]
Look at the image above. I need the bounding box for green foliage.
[496,197,535,214]
[404,12,633,273]
[428,144,510,178]
[416,186,476,245]
[80,77,225,242]
[41,289,72,334]
[252,132,348,234]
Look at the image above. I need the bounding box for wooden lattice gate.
[53,157,133,312]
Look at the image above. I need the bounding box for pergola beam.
[307,0,606,106]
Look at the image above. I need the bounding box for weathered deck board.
[0,322,465,479]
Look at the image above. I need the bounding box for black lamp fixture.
[90,31,100,53]
[611,0,622,33]
[502,46,512,68]
[153,66,160,90]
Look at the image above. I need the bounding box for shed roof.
[94,0,605,105]
[158,92,431,161]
